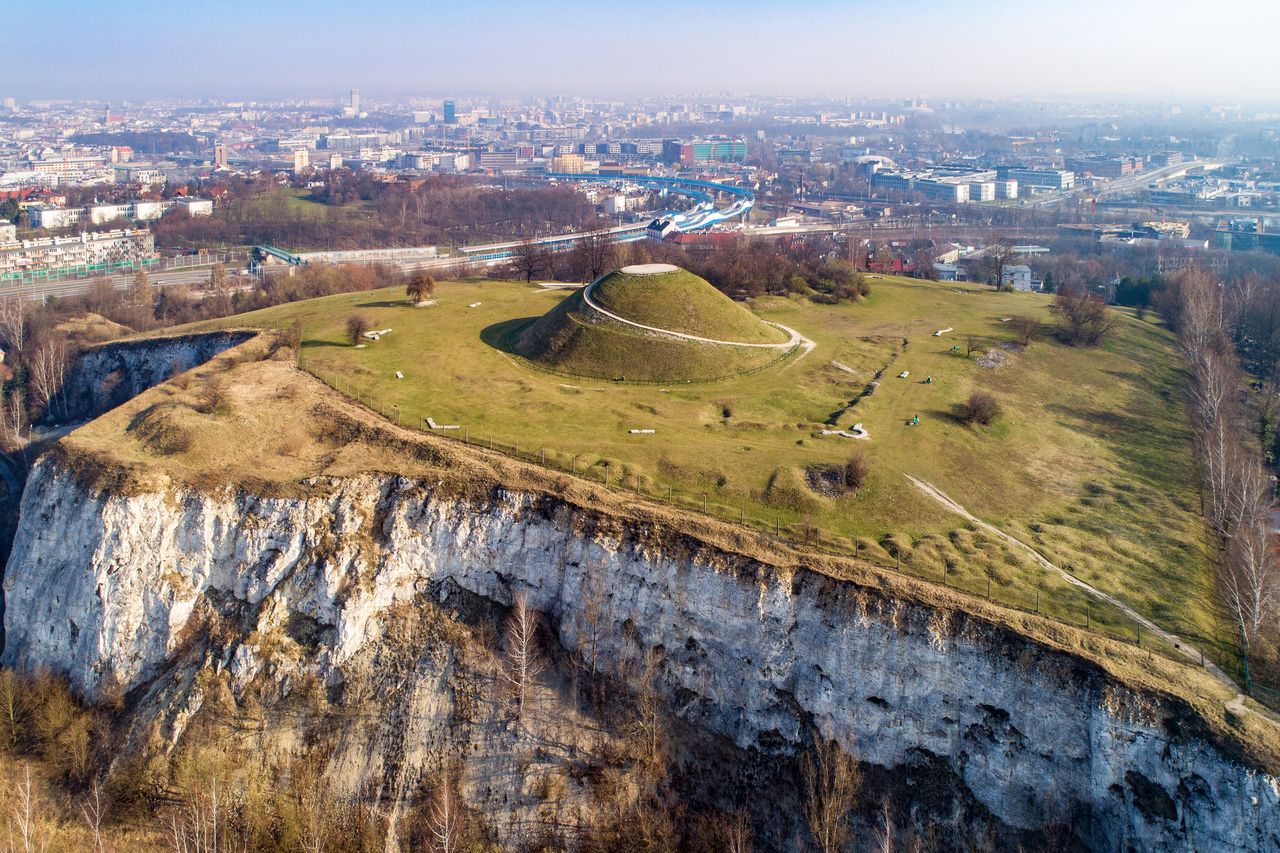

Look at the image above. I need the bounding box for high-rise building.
[350,88,360,115]
[443,99,456,124]
[293,148,310,174]
[213,143,228,169]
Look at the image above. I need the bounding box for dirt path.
[581,277,813,356]
[904,474,1252,697]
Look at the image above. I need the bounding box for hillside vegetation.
[165,273,1219,667]
[588,266,790,343]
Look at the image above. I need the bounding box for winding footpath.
[580,276,815,360]
[904,474,1273,722]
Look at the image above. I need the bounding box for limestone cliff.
[4,455,1277,851]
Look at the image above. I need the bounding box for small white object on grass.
[354,343,367,349]
[898,370,910,378]
[629,429,656,434]
[426,417,460,430]
[394,371,404,380]
[933,327,953,336]
[468,302,482,308]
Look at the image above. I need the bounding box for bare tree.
[345,313,371,346]
[79,781,106,852]
[579,568,611,680]
[426,767,466,853]
[802,732,860,853]
[28,342,69,421]
[1185,349,1237,436]
[131,267,154,310]
[723,809,754,853]
[10,763,43,853]
[510,238,549,283]
[0,292,26,354]
[501,592,546,718]
[1009,314,1040,347]
[1054,290,1115,347]
[0,390,26,452]
[570,229,617,282]
[873,798,896,853]
[964,336,982,358]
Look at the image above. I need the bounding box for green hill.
[589,265,789,343]
[513,264,791,382]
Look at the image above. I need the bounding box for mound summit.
[514,264,793,381]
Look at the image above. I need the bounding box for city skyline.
[9,0,1280,102]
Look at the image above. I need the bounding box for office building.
[350,89,360,115]
[997,167,1074,191]
[443,99,456,124]
[550,153,586,174]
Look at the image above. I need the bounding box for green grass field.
[188,273,1222,660]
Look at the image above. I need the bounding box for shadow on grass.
[300,339,349,349]
[481,317,537,354]
[353,299,416,309]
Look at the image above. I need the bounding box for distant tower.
[443,99,456,124]
[292,148,310,174]
[350,88,361,115]
[213,143,228,169]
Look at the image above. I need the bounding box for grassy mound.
[513,265,789,381]
[589,265,788,344]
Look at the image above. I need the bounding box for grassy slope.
[513,287,783,382]
[589,268,789,343]
[171,275,1220,662]
[60,342,1280,774]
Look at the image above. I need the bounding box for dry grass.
[56,338,1280,774]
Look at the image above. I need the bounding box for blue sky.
[9,0,1279,101]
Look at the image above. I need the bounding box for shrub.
[345,313,371,346]
[963,390,1001,425]
[841,449,870,491]
[406,272,437,304]
[1054,290,1114,347]
[197,377,228,416]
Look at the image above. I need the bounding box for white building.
[26,205,83,229]
[1001,264,1034,291]
[0,223,16,244]
[88,203,129,225]
[969,181,996,202]
[175,197,213,217]
[995,180,1018,200]
[132,200,167,221]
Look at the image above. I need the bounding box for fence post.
[986,577,991,599]
[1137,624,1141,647]
[702,493,707,513]
[1035,590,1039,614]
[1086,604,1090,630]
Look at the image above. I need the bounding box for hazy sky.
[10,0,1280,102]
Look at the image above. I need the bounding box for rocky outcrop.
[3,458,1278,851]
[49,331,254,424]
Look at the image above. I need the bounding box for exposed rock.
[3,459,1278,850]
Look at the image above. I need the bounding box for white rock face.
[4,459,1278,851]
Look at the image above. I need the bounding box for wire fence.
[291,358,1280,696]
